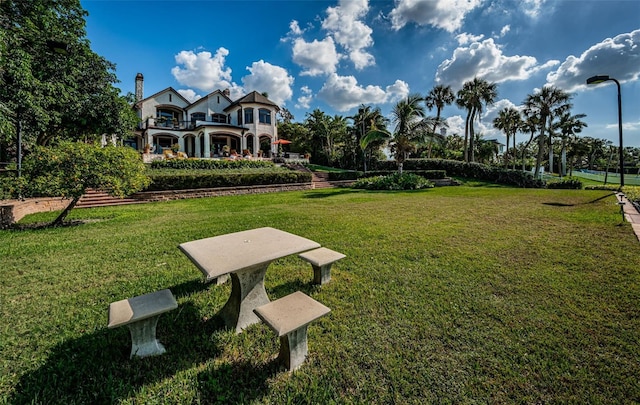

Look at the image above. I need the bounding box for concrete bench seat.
[298,247,346,285]
[254,291,330,371]
[108,289,178,358]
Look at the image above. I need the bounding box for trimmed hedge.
[150,159,275,170]
[352,173,434,190]
[546,178,583,189]
[358,170,446,180]
[145,170,311,191]
[371,158,545,188]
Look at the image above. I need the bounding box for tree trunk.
[52,197,80,227]
[534,128,546,179]
[469,109,476,163]
[463,112,471,162]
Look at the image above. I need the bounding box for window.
[191,112,205,122]
[244,108,254,124]
[237,110,242,125]
[259,108,271,124]
[211,113,227,123]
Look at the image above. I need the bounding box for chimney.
[135,73,144,102]
[223,88,230,97]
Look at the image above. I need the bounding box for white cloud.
[436,38,559,86]
[171,48,238,93]
[499,25,510,37]
[318,73,409,112]
[292,37,340,76]
[296,86,314,109]
[546,29,640,92]
[177,89,202,103]
[321,0,375,69]
[522,0,546,18]
[289,20,304,36]
[241,60,294,106]
[389,0,483,33]
[457,32,484,45]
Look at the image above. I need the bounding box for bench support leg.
[279,325,309,372]
[312,264,332,285]
[127,315,165,358]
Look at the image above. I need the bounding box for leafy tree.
[456,78,498,163]
[424,84,455,158]
[15,141,150,226]
[523,86,572,178]
[0,0,139,161]
[553,112,587,176]
[361,94,435,174]
[493,107,522,169]
[349,104,387,172]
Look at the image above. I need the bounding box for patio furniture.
[298,247,346,285]
[108,289,178,358]
[253,291,331,371]
[178,227,320,333]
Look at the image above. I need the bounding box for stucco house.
[132,73,279,158]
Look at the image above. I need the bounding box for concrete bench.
[298,247,346,285]
[108,289,178,358]
[253,291,330,372]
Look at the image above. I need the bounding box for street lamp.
[586,75,624,187]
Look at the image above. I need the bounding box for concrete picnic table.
[178,227,320,332]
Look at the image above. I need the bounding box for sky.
[80,0,640,147]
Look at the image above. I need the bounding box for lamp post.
[586,75,624,187]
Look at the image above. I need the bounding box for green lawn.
[1,187,639,404]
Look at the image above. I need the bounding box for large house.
[132,73,279,158]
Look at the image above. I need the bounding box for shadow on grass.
[542,192,616,208]
[303,188,360,199]
[8,278,276,404]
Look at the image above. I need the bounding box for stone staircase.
[76,189,143,209]
[311,172,334,189]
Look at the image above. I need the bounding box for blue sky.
[81,0,640,146]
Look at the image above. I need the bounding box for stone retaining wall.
[0,197,69,228]
[132,183,313,202]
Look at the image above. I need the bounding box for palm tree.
[424,84,454,158]
[519,113,540,171]
[554,112,587,176]
[456,78,498,163]
[349,104,387,172]
[361,94,434,174]
[523,86,572,178]
[493,107,522,169]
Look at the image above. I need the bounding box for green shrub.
[370,158,545,188]
[149,159,275,170]
[585,185,621,191]
[328,171,359,181]
[359,170,446,180]
[352,173,434,190]
[622,186,640,204]
[546,178,583,189]
[145,170,311,191]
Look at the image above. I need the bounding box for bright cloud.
[321,0,375,69]
[318,73,409,112]
[296,86,314,109]
[171,48,237,93]
[177,89,202,103]
[241,60,294,106]
[436,38,559,86]
[389,0,483,33]
[546,29,640,92]
[292,37,340,76]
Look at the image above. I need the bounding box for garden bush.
[352,173,434,190]
[546,178,583,189]
[370,158,545,188]
[358,170,446,180]
[145,170,311,191]
[150,159,275,170]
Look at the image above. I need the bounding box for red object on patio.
[272,139,292,145]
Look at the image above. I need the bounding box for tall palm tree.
[523,86,572,178]
[361,94,433,174]
[349,104,387,172]
[456,78,498,163]
[424,84,454,158]
[554,112,587,176]
[492,107,522,169]
[520,113,540,171]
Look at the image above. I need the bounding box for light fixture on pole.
[586,75,624,187]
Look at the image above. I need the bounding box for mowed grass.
[1,187,639,404]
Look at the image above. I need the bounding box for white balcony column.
[194,134,202,158]
[203,131,211,158]
[178,136,185,154]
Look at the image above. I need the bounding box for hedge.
[149,159,276,170]
[371,158,545,188]
[145,171,311,191]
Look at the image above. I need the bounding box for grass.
[1,186,639,403]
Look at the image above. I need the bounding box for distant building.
[132,73,279,157]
